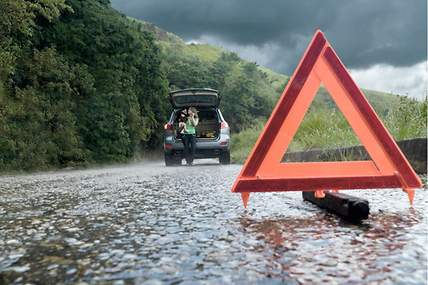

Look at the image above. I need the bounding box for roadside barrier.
[284,138,427,174]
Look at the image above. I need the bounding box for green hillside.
[0,2,424,172]
[128,18,426,163]
[130,17,407,115]
[128,18,281,132]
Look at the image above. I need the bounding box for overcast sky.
[111,0,427,99]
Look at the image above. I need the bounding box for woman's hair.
[189,107,198,118]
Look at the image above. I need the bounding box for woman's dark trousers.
[182,134,196,164]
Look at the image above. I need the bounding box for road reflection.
[239,205,425,284]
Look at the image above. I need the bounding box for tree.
[0,0,169,171]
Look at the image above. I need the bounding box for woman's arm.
[179,122,186,132]
[190,116,199,126]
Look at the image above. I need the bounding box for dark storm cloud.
[111,0,427,73]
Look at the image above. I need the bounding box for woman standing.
[182,107,199,165]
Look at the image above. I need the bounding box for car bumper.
[164,136,230,157]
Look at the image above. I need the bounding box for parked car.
[163,88,230,166]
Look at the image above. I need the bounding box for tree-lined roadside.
[0,0,168,171]
[1,0,426,173]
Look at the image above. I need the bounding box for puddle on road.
[0,163,426,284]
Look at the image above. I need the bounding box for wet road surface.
[0,161,427,284]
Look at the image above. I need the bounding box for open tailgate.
[169,88,220,108]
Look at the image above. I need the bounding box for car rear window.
[173,94,217,106]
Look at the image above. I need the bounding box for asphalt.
[0,160,427,284]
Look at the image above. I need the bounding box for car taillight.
[220,122,229,129]
[164,143,173,150]
[164,123,173,130]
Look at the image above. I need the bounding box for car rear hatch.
[172,108,221,141]
[169,88,220,108]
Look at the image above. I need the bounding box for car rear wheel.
[219,151,230,165]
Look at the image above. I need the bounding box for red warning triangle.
[231,30,422,207]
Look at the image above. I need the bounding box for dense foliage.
[160,45,278,132]
[0,0,168,171]
[0,2,425,171]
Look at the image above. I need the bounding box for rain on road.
[0,161,427,284]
